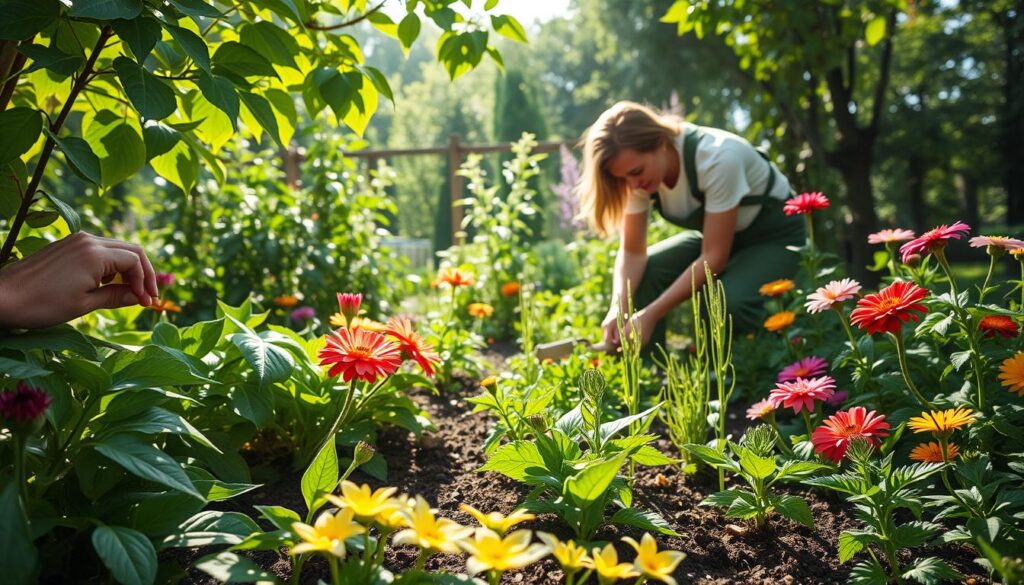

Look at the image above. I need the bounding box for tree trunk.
[908,155,928,233]
[956,173,981,230]
[1001,2,1024,226]
[833,146,881,286]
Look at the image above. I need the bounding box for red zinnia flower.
[979,315,1019,339]
[501,282,521,297]
[783,192,830,216]
[811,406,889,463]
[0,382,52,423]
[385,316,441,377]
[769,376,836,414]
[849,281,929,335]
[899,221,970,263]
[777,356,829,383]
[337,293,363,323]
[319,327,402,383]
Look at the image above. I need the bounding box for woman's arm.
[602,211,649,346]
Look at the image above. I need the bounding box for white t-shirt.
[623,125,791,231]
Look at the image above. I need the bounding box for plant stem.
[978,255,997,305]
[0,27,112,265]
[801,409,814,440]
[329,556,340,585]
[885,243,899,279]
[891,330,935,410]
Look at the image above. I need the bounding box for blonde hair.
[574,101,683,236]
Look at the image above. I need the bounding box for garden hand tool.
[534,337,616,361]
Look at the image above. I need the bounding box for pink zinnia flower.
[783,192,830,216]
[777,356,829,383]
[746,399,777,421]
[868,229,916,244]
[290,306,316,322]
[155,272,176,287]
[318,327,402,383]
[969,235,1024,253]
[0,382,52,423]
[899,221,970,262]
[769,376,836,414]
[337,293,363,323]
[805,278,862,314]
[811,406,890,463]
[825,390,849,407]
[849,281,929,335]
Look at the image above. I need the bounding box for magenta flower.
[769,376,836,414]
[825,390,849,407]
[805,278,862,314]
[746,399,777,421]
[290,306,317,322]
[899,222,971,263]
[867,229,915,244]
[155,272,176,288]
[783,192,830,216]
[0,382,52,423]
[777,356,829,383]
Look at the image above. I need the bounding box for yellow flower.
[329,314,388,331]
[999,352,1024,396]
[273,294,300,308]
[459,528,550,576]
[909,441,960,463]
[908,407,976,437]
[392,495,473,554]
[376,494,415,530]
[468,303,494,318]
[622,533,686,585]
[764,311,796,332]
[459,504,535,534]
[590,543,639,583]
[325,481,398,524]
[759,279,795,297]
[480,376,497,388]
[290,508,365,558]
[537,532,590,572]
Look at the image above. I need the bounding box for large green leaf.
[770,494,813,528]
[46,192,81,232]
[44,128,102,184]
[599,403,660,441]
[212,42,278,79]
[254,505,301,532]
[737,447,777,480]
[149,138,197,193]
[196,73,239,129]
[91,526,156,585]
[0,479,37,585]
[901,557,960,585]
[0,356,50,378]
[109,345,214,391]
[111,17,162,61]
[169,0,221,19]
[566,454,625,507]
[681,444,741,472]
[0,107,42,166]
[20,43,84,76]
[84,111,146,186]
[194,552,280,584]
[478,440,545,482]
[102,406,218,451]
[229,381,274,427]
[228,329,294,387]
[0,0,61,40]
[238,91,284,148]
[490,14,527,43]
[300,439,338,515]
[838,530,879,564]
[164,23,211,72]
[160,511,261,549]
[93,434,202,499]
[609,507,680,536]
[397,13,420,54]
[69,0,143,20]
[113,56,177,120]
[0,324,96,357]
[239,22,298,69]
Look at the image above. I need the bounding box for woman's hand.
[0,232,159,329]
[601,307,621,348]
[619,307,656,348]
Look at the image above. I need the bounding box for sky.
[493,0,572,25]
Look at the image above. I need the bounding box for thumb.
[83,284,144,312]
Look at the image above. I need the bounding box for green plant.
[697,263,738,491]
[480,369,678,541]
[468,375,553,454]
[804,438,960,584]
[656,344,710,473]
[684,425,827,529]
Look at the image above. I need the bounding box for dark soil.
[174,350,988,584]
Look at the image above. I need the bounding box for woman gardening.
[575,101,805,349]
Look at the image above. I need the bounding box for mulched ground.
[175,350,987,584]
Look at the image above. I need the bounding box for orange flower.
[909,441,959,463]
[385,316,441,377]
[318,327,402,383]
[501,281,521,297]
[273,294,300,308]
[434,267,475,288]
[763,311,796,332]
[758,279,795,297]
[468,303,494,318]
[149,298,181,313]
[999,352,1024,396]
[979,315,1019,339]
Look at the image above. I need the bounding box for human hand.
[601,308,621,348]
[619,308,655,348]
[0,232,159,329]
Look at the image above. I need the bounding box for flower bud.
[353,441,375,466]
[336,292,363,324]
[903,253,922,267]
[0,382,52,434]
[527,415,548,434]
[578,368,606,404]
[844,436,875,465]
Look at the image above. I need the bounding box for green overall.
[633,126,806,347]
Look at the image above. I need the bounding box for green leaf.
[111,17,162,61]
[109,345,214,391]
[892,521,940,549]
[93,434,202,499]
[629,445,679,466]
[738,447,777,480]
[0,0,61,41]
[901,557,960,584]
[228,330,294,387]
[239,22,299,69]
[69,0,143,20]
[360,66,394,104]
[849,557,888,585]
[0,356,50,378]
[950,350,971,372]
[238,91,284,148]
[103,407,218,451]
[169,0,221,19]
[131,493,204,536]
[838,530,878,564]
[160,511,261,549]
[142,123,179,160]
[212,42,278,80]
[229,381,274,427]
[113,56,177,120]
[301,439,338,515]
[91,526,157,585]
[164,23,211,72]
[724,491,762,520]
[0,107,42,166]
[490,14,527,43]
[149,138,197,193]
[46,192,81,232]
[20,43,84,76]
[397,13,420,54]
[566,454,626,507]
[609,507,680,536]
[194,552,280,584]
[599,403,660,441]
[43,127,102,184]
[179,318,224,357]
[0,324,95,357]
[84,111,146,187]
[0,479,37,585]
[681,444,740,472]
[479,441,545,482]
[865,16,887,46]
[254,505,301,532]
[0,160,27,219]
[771,494,813,528]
